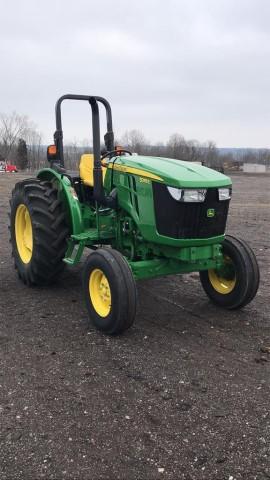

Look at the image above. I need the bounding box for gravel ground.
[0,172,269,480]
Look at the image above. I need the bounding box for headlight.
[218,188,231,201]
[167,187,206,202]
[167,187,182,201]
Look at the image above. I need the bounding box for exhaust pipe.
[90,98,116,208]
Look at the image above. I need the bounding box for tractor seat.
[79,154,107,187]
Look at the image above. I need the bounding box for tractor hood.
[110,155,231,188]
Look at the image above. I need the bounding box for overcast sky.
[1,0,270,147]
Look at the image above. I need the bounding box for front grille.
[152,183,230,239]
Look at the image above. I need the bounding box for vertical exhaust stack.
[90,97,116,208]
[52,94,117,208]
[90,98,103,203]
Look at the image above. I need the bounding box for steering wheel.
[101,149,132,160]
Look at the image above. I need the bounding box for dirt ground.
[0,172,269,480]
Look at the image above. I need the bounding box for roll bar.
[52,94,115,207]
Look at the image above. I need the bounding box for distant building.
[243,163,266,173]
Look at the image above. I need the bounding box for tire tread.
[200,235,260,310]
[10,178,69,285]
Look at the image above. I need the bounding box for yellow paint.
[208,257,236,294]
[89,268,111,317]
[108,163,163,182]
[15,204,33,263]
[80,154,163,185]
[79,154,107,186]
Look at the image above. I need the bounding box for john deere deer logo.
[207,208,215,218]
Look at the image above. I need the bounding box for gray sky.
[1,0,270,147]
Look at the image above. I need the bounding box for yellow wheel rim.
[208,256,236,295]
[89,269,111,317]
[15,204,33,264]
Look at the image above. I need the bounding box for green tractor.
[10,94,260,334]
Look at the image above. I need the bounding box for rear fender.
[37,168,83,235]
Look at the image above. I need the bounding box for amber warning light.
[47,144,58,161]
[48,145,57,155]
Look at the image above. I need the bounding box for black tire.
[199,235,260,309]
[9,178,69,285]
[82,248,137,335]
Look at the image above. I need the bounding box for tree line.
[0,112,43,170]
[0,112,269,171]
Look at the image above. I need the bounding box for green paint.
[129,255,223,281]
[37,168,83,234]
[108,155,232,188]
[37,156,231,277]
[111,167,226,248]
[207,208,215,218]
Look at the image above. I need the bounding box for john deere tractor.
[10,94,260,334]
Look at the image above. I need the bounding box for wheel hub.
[15,204,33,264]
[209,255,236,294]
[89,269,111,317]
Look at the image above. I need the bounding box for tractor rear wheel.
[10,178,69,285]
[82,248,137,335]
[199,235,260,309]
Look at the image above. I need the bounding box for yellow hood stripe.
[108,163,163,182]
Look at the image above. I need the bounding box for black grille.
[152,183,230,239]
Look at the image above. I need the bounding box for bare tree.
[242,148,270,167]
[64,141,80,170]
[167,133,188,160]
[0,112,29,160]
[148,142,166,157]
[26,128,44,170]
[81,137,93,154]
[121,129,147,154]
[0,111,231,173]
[201,140,220,167]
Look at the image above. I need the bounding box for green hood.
[111,155,231,188]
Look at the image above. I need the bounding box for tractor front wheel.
[82,249,137,335]
[199,235,260,309]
